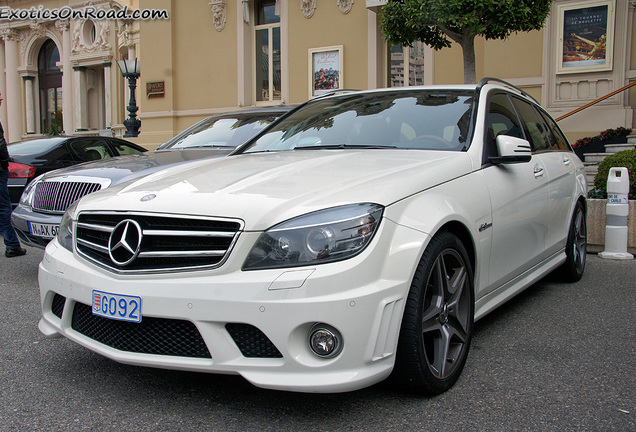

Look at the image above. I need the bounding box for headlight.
[243,203,383,270]
[58,200,79,252]
[19,175,44,206]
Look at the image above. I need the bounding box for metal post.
[599,167,633,260]
[123,75,141,137]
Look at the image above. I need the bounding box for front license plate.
[92,290,142,323]
[28,221,59,238]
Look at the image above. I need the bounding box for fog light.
[309,324,343,358]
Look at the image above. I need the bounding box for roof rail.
[476,77,540,105]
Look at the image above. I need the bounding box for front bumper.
[38,219,429,393]
[11,204,61,248]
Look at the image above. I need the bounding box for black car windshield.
[160,113,283,150]
[8,137,67,155]
[240,90,475,154]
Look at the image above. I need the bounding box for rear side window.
[70,139,114,161]
[538,110,571,151]
[113,140,146,155]
[510,97,551,153]
[483,93,524,164]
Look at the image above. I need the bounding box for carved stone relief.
[55,19,70,33]
[72,19,111,54]
[302,0,317,18]
[210,0,228,32]
[338,0,354,14]
[29,22,47,39]
[117,20,138,49]
[86,68,97,88]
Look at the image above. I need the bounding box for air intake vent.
[72,302,212,358]
[226,323,283,358]
[52,293,66,319]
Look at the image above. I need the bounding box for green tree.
[380,0,552,84]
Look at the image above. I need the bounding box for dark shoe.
[5,247,27,258]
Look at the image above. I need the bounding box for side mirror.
[489,135,532,165]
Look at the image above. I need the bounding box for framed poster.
[308,46,343,97]
[556,0,615,74]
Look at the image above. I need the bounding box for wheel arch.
[435,220,476,276]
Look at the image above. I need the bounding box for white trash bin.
[599,167,634,260]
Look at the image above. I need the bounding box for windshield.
[160,113,283,150]
[241,90,475,153]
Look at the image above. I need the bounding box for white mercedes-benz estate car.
[38,79,587,395]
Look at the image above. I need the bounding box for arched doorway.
[38,40,63,135]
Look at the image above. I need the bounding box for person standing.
[0,91,27,258]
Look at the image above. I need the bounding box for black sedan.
[7,136,146,206]
[12,106,292,247]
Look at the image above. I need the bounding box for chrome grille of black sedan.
[75,212,243,273]
[33,181,102,214]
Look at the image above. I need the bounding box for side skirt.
[474,250,566,322]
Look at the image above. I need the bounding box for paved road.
[1,246,634,432]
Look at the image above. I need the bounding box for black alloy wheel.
[392,231,474,395]
[559,201,587,282]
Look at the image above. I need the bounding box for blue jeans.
[0,168,21,249]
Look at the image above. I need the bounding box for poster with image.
[558,0,614,73]
[309,47,342,97]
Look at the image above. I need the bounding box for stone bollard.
[599,167,634,260]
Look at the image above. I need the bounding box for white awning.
[366,0,387,8]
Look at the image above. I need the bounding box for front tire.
[558,201,587,282]
[392,231,474,395]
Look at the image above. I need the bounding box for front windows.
[255,0,281,102]
[483,93,524,163]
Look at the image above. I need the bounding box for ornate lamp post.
[117,58,141,137]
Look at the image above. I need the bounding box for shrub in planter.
[573,126,632,150]
[573,127,631,160]
[593,149,636,200]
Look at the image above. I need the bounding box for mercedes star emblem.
[108,219,143,266]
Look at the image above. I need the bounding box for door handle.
[563,156,571,165]
[534,165,545,178]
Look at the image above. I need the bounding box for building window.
[38,40,63,135]
[389,42,425,87]
[254,0,281,102]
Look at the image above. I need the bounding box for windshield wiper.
[180,145,231,149]
[295,144,397,150]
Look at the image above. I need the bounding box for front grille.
[71,302,212,358]
[226,323,283,358]
[33,181,102,214]
[75,212,243,273]
[52,293,66,318]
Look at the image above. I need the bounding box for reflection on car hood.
[37,149,232,184]
[77,150,473,231]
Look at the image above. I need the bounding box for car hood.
[77,150,473,231]
[37,149,232,184]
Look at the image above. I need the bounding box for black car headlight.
[243,203,383,270]
[58,200,78,252]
